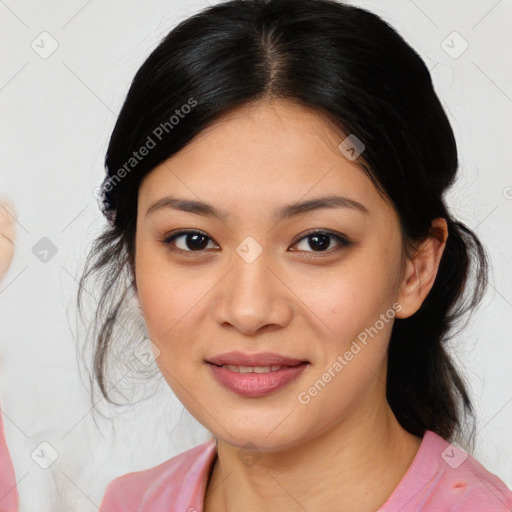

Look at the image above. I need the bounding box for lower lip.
[207,362,309,397]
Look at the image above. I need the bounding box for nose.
[210,247,293,336]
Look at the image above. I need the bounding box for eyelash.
[161,229,353,257]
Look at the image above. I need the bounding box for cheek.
[302,244,402,345]
[292,251,401,426]
[135,241,212,353]
[136,238,181,342]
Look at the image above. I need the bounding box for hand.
[0,199,16,282]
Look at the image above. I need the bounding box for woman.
[78,0,512,510]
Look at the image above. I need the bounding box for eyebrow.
[146,194,369,222]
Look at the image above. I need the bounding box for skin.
[134,98,448,512]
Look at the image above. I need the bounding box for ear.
[395,218,448,319]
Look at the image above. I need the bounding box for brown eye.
[290,230,352,254]
[163,230,218,253]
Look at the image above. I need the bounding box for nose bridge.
[212,239,291,333]
[227,233,270,292]
[229,241,274,308]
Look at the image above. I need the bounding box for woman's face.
[135,99,409,450]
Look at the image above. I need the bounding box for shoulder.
[405,431,512,511]
[99,437,217,512]
[440,447,512,510]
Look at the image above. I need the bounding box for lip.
[207,363,309,397]
[206,351,309,397]
[206,351,308,367]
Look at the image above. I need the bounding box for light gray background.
[0,0,511,510]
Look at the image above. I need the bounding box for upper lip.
[207,351,308,367]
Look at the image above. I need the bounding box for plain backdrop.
[0,0,511,510]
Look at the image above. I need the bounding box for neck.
[204,391,422,512]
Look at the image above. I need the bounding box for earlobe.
[395,218,448,319]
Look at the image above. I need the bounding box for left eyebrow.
[273,194,369,221]
[145,194,369,222]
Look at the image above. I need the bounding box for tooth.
[253,366,272,373]
[221,364,283,373]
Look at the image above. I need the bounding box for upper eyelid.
[163,229,350,251]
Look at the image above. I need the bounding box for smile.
[207,361,309,397]
[219,364,286,373]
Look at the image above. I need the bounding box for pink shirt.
[100,430,512,511]
[0,410,18,512]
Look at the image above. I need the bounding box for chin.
[214,422,307,453]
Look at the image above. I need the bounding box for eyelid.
[161,229,352,255]
[290,229,352,254]
[162,229,219,254]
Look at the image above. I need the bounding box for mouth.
[210,364,296,373]
[205,352,310,397]
[206,351,309,368]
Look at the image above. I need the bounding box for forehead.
[138,99,389,218]
[186,98,350,161]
